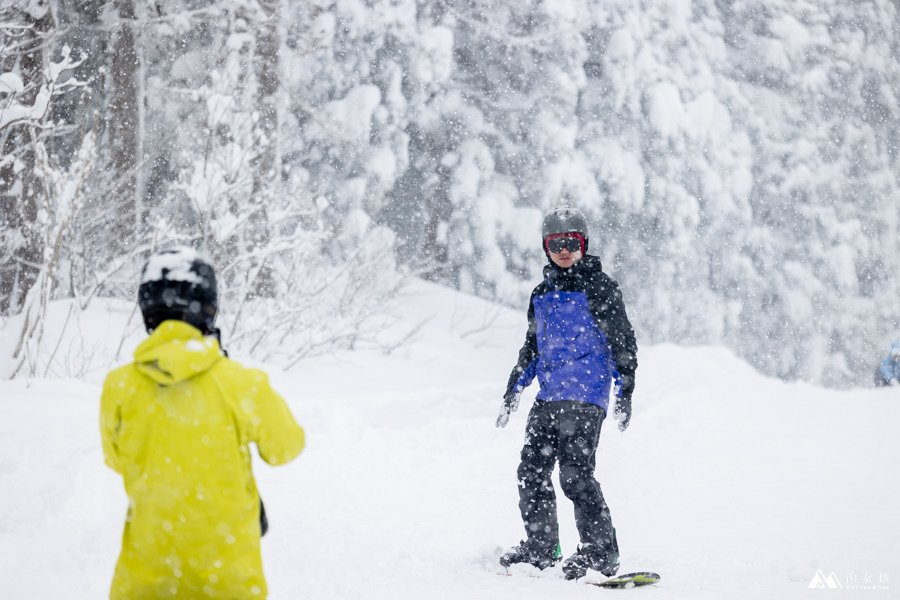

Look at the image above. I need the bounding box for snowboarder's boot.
[499,540,562,570]
[562,543,620,580]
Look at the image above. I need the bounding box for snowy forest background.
[1,0,898,388]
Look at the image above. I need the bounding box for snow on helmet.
[542,206,589,253]
[138,247,218,333]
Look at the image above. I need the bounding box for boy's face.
[545,233,584,269]
[549,247,582,269]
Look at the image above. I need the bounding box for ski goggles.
[544,232,585,254]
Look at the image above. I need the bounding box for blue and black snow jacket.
[505,255,637,413]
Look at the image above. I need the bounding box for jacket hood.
[134,320,223,385]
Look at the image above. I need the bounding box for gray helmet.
[542,206,589,252]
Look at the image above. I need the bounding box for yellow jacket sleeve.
[242,369,305,465]
[99,371,124,474]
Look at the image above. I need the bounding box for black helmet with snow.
[138,247,218,334]
[542,206,589,252]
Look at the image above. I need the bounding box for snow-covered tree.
[0,2,56,316]
[152,4,404,362]
[3,0,898,387]
[719,0,900,385]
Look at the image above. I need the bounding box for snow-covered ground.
[1,280,898,599]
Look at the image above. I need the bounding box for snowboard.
[587,571,660,589]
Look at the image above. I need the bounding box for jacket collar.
[543,254,602,287]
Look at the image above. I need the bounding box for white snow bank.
[1,280,898,599]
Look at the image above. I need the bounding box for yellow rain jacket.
[100,321,304,599]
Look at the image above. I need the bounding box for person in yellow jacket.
[100,247,304,599]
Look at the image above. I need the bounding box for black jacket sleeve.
[587,274,638,398]
[504,290,539,398]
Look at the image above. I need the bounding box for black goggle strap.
[209,326,229,357]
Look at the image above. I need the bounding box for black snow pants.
[517,399,617,555]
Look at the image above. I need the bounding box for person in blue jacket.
[496,206,637,581]
[874,341,900,386]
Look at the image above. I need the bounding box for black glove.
[495,390,521,428]
[613,393,632,432]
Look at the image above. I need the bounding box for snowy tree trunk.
[422,161,453,283]
[0,7,54,316]
[108,0,142,250]
[253,0,279,202]
[250,0,280,296]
